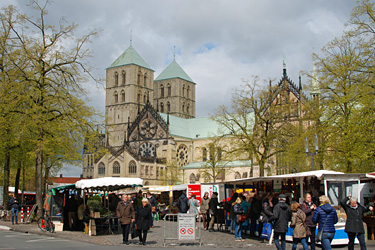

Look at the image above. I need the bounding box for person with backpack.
[312,195,338,250]
[340,196,373,250]
[269,194,291,250]
[188,194,199,215]
[177,191,189,213]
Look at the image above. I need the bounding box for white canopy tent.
[75,177,143,191]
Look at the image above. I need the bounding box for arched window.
[113,161,120,175]
[182,103,185,113]
[114,72,118,86]
[129,160,137,174]
[167,102,170,113]
[187,104,190,114]
[137,72,141,85]
[160,102,164,113]
[242,172,248,178]
[187,86,190,98]
[144,73,147,87]
[217,147,222,160]
[122,71,126,85]
[160,84,164,98]
[98,162,105,175]
[235,172,241,179]
[167,84,171,96]
[114,91,118,103]
[202,148,207,161]
[143,94,146,103]
[182,84,185,97]
[189,173,196,184]
[137,91,141,103]
[121,90,125,102]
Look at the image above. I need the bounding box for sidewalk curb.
[0,225,11,231]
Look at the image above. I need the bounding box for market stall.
[214,170,375,245]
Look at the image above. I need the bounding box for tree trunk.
[3,143,11,209]
[35,147,43,217]
[14,161,21,199]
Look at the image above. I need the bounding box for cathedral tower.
[105,45,154,146]
[154,59,196,118]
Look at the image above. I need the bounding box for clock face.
[140,118,157,139]
[140,142,156,158]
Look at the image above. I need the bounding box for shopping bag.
[260,223,272,240]
[130,222,139,239]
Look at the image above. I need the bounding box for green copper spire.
[107,45,153,71]
[155,59,195,84]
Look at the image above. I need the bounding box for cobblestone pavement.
[1,219,374,248]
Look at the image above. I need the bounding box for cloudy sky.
[2,0,358,176]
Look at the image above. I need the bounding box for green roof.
[155,59,195,84]
[107,45,153,71]
[182,160,252,169]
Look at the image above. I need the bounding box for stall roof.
[75,177,143,191]
[171,184,188,191]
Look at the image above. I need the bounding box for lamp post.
[305,135,318,171]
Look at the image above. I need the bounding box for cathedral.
[82,44,309,186]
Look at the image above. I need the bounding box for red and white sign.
[187,184,201,202]
[178,214,196,240]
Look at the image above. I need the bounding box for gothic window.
[98,162,105,175]
[129,160,137,174]
[137,72,141,85]
[143,94,146,103]
[182,84,185,97]
[144,73,147,87]
[113,161,120,175]
[121,90,125,102]
[187,104,190,114]
[187,86,190,98]
[235,172,241,179]
[160,102,164,113]
[114,72,118,86]
[140,142,156,158]
[160,84,164,98]
[189,173,196,184]
[145,166,149,176]
[137,91,141,103]
[122,71,126,85]
[114,91,118,103]
[202,148,207,161]
[176,144,189,167]
[167,102,170,113]
[156,168,159,178]
[182,103,185,113]
[167,84,171,96]
[242,172,248,178]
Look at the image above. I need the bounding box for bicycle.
[37,210,55,233]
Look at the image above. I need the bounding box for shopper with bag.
[233,197,245,241]
[291,202,309,250]
[269,194,291,250]
[312,195,338,250]
[301,193,317,250]
[340,196,373,250]
[188,194,199,215]
[146,192,157,228]
[135,198,152,245]
[116,195,135,245]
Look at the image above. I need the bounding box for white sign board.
[178,214,196,240]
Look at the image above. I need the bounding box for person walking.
[135,198,152,245]
[228,193,239,233]
[146,192,157,228]
[233,197,245,241]
[249,193,262,236]
[188,194,199,215]
[312,195,338,250]
[116,195,135,245]
[340,196,373,250]
[177,191,189,213]
[301,193,317,250]
[270,194,291,250]
[200,192,210,230]
[291,202,309,250]
[208,192,219,232]
[9,196,20,225]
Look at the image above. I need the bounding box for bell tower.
[105,45,154,146]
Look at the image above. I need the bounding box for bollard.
[21,207,24,223]
[27,206,30,221]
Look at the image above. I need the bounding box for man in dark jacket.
[9,196,20,225]
[270,194,291,250]
[116,195,135,245]
[208,192,219,232]
[340,196,373,250]
[177,191,189,213]
[147,192,157,228]
[301,193,317,250]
